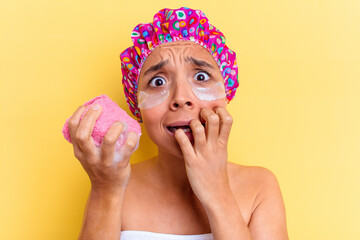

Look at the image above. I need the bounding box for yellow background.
[1,0,359,239]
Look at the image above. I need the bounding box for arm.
[174,107,288,239]
[204,168,288,240]
[78,187,126,240]
[204,188,253,240]
[248,168,289,240]
[66,105,138,240]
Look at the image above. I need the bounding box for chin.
[143,125,177,154]
[157,138,185,159]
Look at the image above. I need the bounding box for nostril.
[172,101,192,108]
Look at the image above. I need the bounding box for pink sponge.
[62,94,141,152]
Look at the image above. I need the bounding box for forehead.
[140,41,218,75]
[150,41,211,57]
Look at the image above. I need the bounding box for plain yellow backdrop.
[1,0,359,239]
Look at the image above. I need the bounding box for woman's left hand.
[174,106,234,207]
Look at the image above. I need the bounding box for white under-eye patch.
[138,89,169,109]
[188,71,226,101]
[137,74,225,110]
[190,81,226,101]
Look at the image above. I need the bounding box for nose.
[169,81,194,111]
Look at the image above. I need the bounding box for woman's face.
[137,41,228,157]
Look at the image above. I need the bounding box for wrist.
[91,184,128,199]
[204,190,249,231]
[202,186,236,212]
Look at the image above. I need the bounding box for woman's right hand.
[67,104,139,192]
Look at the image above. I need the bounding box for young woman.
[68,7,289,240]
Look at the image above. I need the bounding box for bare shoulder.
[227,162,277,180]
[227,162,289,239]
[227,162,280,196]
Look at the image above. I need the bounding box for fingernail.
[91,104,100,111]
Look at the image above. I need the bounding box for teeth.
[168,126,191,133]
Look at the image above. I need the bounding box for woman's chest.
[121,189,211,234]
[120,184,256,234]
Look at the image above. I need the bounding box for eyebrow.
[143,57,214,77]
[143,60,169,76]
[185,57,215,70]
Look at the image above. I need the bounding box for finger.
[200,108,220,143]
[68,105,87,160]
[75,104,102,157]
[100,122,126,166]
[214,107,233,145]
[174,129,195,161]
[117,131,139,166]
[189,119,206,151]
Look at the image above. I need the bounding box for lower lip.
[166,128,194,142]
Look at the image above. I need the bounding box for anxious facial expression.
[137,41,228,157]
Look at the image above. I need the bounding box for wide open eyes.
[148,71,212,89]
[149,76,167,87]
[139,69,224,109]
[194,71,211,82]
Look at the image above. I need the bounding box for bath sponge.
[62,94,141,152]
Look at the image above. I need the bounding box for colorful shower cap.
[120,7,239,123]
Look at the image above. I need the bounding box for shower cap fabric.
[120,7,239,123]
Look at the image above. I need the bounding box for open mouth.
[166,123,206,133]
[167,125,192,133]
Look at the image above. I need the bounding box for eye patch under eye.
[137,77,226,110]
[190,81,226,101]
[138,90,169,109]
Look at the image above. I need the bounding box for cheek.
[199,98,227,110]
[140,106,167,137]
[141,109,158,123]
[141,114,162,145]
[140,102,168,122]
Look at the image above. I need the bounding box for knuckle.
[194,126,203,133]
[190,120,201,128]
[209,114,220,124]
[103,135,117,144]
[68,119,78,128]
[224,115,233,124]
[73,150,82,160]
[84,113,95,121]
[126,140,136,149]
[125,133,138,149]
[75,131,87,142]
[83,109,96,119]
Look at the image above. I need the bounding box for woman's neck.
[151,148,194,194]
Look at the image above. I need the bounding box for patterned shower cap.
[120,7,239,123]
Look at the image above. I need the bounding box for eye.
[149,76,166,87]
[194,72,210,82]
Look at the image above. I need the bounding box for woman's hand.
[174,107,234,207]
[68,104,139,193]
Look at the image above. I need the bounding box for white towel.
[121,230,214,240]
